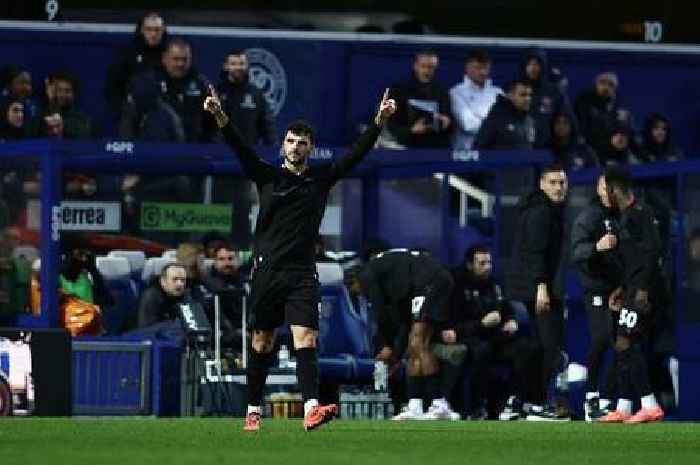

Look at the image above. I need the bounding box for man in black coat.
[105,12,168,121]
[445,244,536,419]
[571,174,624,421]
[474,79,548,150]
[216,50,275,146]
[508,163,568,420]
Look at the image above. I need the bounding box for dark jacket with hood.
[570,196,623,294]
[519,48,574,140]
[105,21,169,120]
[574,88,635,155]
[386,75,452,148]
[448,268,516,342]
[217,73,275,146]
[127,68,216,142]
[474,94,546,149]
[640,113,684,162]
[508,189,566,302]
[549,113,599,170]
[598,124,643,166]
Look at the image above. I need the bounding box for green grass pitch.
[1,418,698,465]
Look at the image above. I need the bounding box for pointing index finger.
[208,84,218,99]
[382,88,390,103]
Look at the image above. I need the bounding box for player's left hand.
[374,88,397,126]
[609,286,623,311]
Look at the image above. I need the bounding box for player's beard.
[285,153,305,167]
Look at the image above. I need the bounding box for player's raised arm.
[329,88,397,182]
[204,85,272,181]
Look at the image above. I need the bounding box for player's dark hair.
[466,49,491,64]
[604,165,633,195]
[507,78,532,93]
[285,120,315,145]
[464,243,491,265]
[212,241,236,256]
[540,162,566,178]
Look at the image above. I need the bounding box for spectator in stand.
[449,49,502,150]
[201,242,244,352]
[105,11,168,121]
[518,48,574,145]
[598,123,643,166]
[35,70,94,139]
[216,49,275,146]
[59,233,114,309]
[0,66,39,126]
[127,37,216,143]
[133,263,191,341]
[443,244,536,420]
[549,112,599,171]
[119,73,185,142]
[640,114,684,163]
[474,80,548,150]
[0,98,27,141]
[385,50,452,148]
[574,72,637,155]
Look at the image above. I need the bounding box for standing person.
[599,166,665,424]
[203,87,396,432]
[347,249,458,421]
[216,49,276,146]
[105,11,168,121]
[449,49,502,150]
[570,174,624,421]
[508,164,569,421]
[385,50,452,148]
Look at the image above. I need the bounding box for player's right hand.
[481,311,501,327]
[609,287,624,311]
[596,233,617,251]
[203,84,223,114]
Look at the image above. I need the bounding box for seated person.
[132,263,202,344]
[445,244,536,419]
[201,242,244,352]
[59,233,114,309]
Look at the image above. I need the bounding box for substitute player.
[347,248,459,420]
[204,88,396,431]
[599,166,665,424]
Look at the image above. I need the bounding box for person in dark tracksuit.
[445,245,536,420]
[571,174,624,421]
[349,248,458,421]
[216,50,276,146]
[473,79,548,150]
[204,87,396,432]
[599,166,666,424]
[508,163,569,421]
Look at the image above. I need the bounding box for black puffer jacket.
[508,190,566,302]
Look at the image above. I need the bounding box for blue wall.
[2,24,700,153]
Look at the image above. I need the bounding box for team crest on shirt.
[246,48,287,117]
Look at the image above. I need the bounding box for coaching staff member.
[204,87,396,432]
[509,163,569,421]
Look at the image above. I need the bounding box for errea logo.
[105,141,135,154]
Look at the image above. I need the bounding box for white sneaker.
[422,404,461,421]
[392,406,423,421]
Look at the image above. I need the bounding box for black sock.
[616,349,634,401]
[406,376,425,399]
[247,349,273,407]
[296,347,319,402]
[628,347,653,397]
[424,375,441,401]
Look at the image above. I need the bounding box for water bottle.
[278,344,289,368]
[373,360,388,392]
